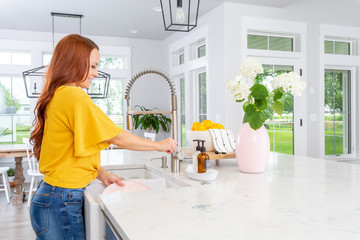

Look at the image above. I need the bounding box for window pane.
[0,52,11,64]
[12,52,31,65]
[260,65,294,154]
[334,41,350,55]
[248,34,267,50]
[197,45,206,58]
[15,115,31,144]
[92,80,124,128]
[0,77,13,113]
[324,70,351,156]
[324,41,334,54]
[199,72,206,121]
[274,122,294,154]
[13,78,30,114]
[99,57,127,69]
[179,54,184,65]
[0,115,14,144]
[269,36,293,51]
[43,53,52,65]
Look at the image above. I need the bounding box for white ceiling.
[0,0,293,40]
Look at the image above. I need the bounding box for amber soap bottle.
[197,140,209,173]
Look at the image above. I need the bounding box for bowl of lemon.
[186,120,225,152]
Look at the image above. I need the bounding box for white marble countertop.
[98,150,360,240]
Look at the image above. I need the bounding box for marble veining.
[98,151,360,240]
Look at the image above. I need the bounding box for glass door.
[257,65,294,154]
[324,69,351,156]
[252,57,304,155]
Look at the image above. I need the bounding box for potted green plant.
[7,168,15,188]
[132,105,172,141]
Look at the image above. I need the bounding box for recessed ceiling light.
[129,30,138,34]
[152,7,162,12]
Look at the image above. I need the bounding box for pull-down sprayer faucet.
[124,69,180,172]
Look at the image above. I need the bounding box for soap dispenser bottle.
[197,140,209,173]
[192,140,201,173]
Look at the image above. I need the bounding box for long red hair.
[30,34,99,159]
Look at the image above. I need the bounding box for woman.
[29,34,177,240]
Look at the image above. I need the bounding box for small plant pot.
[8,176,15,187]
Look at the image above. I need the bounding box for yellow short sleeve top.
[39,85,123,188]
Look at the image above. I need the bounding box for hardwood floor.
[0,185,35,240]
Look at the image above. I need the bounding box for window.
[179,53,184,65]
[0,51,31,65]
[190,38,206,60]
[99,57,127,70]
[324,69,351,156]
[198,72,207,122]
[0,77,30,144]
[197,44,206,58]
[43,53,52,65]
[248,34,294,52]
[93,79,124,129]
[324,40,351,55]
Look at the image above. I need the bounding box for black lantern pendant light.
[22,12,110,99]
[160,0,200,32]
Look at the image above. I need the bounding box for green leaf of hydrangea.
[273,88,283,101]
[250,84,268,99]
[243,113,249,123]
[254,99,267,111]
[272,100,284,115]
[249,111,265,130]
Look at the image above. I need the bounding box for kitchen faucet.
[124,69,180,172]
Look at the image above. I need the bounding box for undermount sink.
[84,164,190,240]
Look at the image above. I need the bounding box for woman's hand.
[97,167,125,187]
[157,137,178,154]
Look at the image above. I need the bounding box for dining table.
[0,144,29,205]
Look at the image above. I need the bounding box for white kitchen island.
[97,150,360,240]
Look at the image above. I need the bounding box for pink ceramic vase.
[235,123,270,173]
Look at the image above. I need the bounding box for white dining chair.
[23,138,43,207]
[0,167,12,204]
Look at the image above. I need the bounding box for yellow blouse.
[39,85,122,188]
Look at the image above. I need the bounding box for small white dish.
[185,164,218,181]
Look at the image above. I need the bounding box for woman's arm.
[97,167,124,186]
[107,130,177,153]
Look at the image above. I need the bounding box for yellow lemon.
[201,119,213,129]
[191,122,201,131]
[195,124,207,131]
[213,123,225,129]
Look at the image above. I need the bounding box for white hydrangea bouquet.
[226,59,306,130]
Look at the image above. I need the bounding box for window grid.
[247,34,295,52]
[324,40,351,55]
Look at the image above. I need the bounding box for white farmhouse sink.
[84,164,190,240]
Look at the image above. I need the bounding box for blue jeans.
[30,181,86,240]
